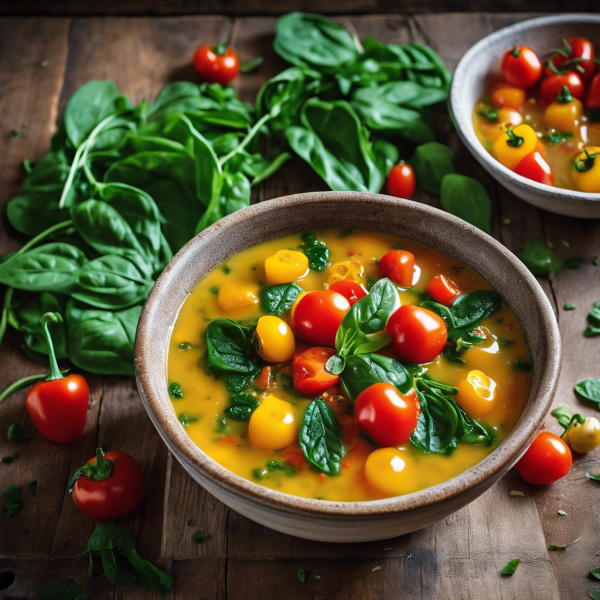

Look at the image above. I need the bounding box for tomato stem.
[556,85,573,104]
[505,128,524,148]
[68,447,114,492]
[511,47,520,58]
[213,40,228,56]
[561,413,585,439]
[40,312,65,382]
[574,149,600,173]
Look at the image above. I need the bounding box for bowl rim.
[449,13,600,204]
[135,191,561,518]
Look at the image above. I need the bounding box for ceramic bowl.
[450,14,600,219]
[135,192,560,542]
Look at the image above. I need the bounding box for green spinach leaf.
[264,282,302,315]
[518,240,581,278]
[408,142,455,195]
[206,318,260,376]
[575,379,600,406]
[440,174,492,234]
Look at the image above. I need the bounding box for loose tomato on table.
[293,347,339,394]
[386,305,447,364]
[192,43,240,85]
[329,280,367,306]
[501,46,542,88]
[540,72,584,105]
[69,448,145,519]
[293,290,350,347]
[516,432,572,485]
[378,250,415,287]
[514,152,554,185]
[354,383,419,446]
[546,37,596,82]
[386,162,416,199]
[426,274,462,306]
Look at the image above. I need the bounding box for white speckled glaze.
[135,192,560,542]
[450,14,600,218]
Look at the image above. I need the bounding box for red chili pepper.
[69,448,145,519]
[0,312,89,443]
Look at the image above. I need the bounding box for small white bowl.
[450,14,600,219]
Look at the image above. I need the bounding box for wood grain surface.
[1,12,599,600]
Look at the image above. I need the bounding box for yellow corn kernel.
[248,394,298,450]
[544,98,583,133]
[364,448,419,497]
[264,250,308,285]
[456,370,498,418]
[254,316,295,363]
[326,260,365,286]
[217,282,259,312]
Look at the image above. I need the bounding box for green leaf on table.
[547,537,579,550]
[409,142,455,194]
[263,282,302,316]
[501,558,520,576]
[7,423,24,443]
[588,591,600,600]
[299,398,345,476]
[4,483,20,516]
[586,473,600,481]
[575,379,600,406]
[518,240,581,278]
[192,530,209,543]
[298,568,307,582]
[591,567,600,580]
[225,393,259,421]
[35,582,86,600]
[6,193,70,237]
[440,174,492,234]
[551,405,573,429]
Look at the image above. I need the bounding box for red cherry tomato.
[71,448,145,520]
[426,274,462,306]
[540,73,584,105]
[294,290,350,347]
[586,72,600,110]
[354,383,420,446]
[545,38,596,82]
[514,152,554,186]
[501,46,542,89]
[386,305,448,364]
[516,432,572,485]
[386,163,416,199]
[329,280,367,306]
[293,347,339,395]
[23,313,88,444]
[379,250,415,287]
[192,44,240,85]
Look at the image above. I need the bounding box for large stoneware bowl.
[450,14,600,218]
[135,192,560,542]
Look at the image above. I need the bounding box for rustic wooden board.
[0,12,599,600]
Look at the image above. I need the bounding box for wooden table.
[1,10,599,600]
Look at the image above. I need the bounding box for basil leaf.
[263,283,302,316]
[7,193,70,237]
[353,331,392,355]
[225,393,259,421]
[411,390,459,454]
[0,243,87,294]
[274,13,358,69]
[206,318,260,376]
[409,142,455,194]
[335,278,398,357]
[518,240,575,278]
[420,300,456,327]
[301,233,329,272]
[440,174,492,234]
[325,354,346,376]
[340,353,411,400]
[501,559,520,576]
[299,398,345,475]
[575,379,600,406]
[450,290,501,329]
[35,583,86,600]
[591,567,600,580]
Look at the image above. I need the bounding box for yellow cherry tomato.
[491,86,526,110]
[565,417,600,454]
[254,315,295,363]
[364,448,419,496]
[217,282,259,312]
[326,260,365,286]
[492,123,538,171]
[264,250,308,285]
[479,108,523,142]
[456,370,498,418]
[248,394,298,450]
[544,98,583,133]
[572,146,600,193]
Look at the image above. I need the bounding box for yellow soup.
[167,230,530,502]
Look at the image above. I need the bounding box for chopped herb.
[547,537,580,550]
[187,517,196,527]
[514,360,532,372]
[225,393,259,421]
[587,473,600,481]
[192,530,209,543]
[285,467,298,477]
[178,413,199,427]
[11,129,24,137]
[252,468,268,480]
[563,303,576,310]
[209,287,219,294]
[3,456,14,464]
[543,131,573,145]
[239,56,264,73]
[593,258,599,266]
[591,567,600,580]
[267,460,286,471]
[301,233,329,271]
[4,484,20,516]
[298,569,306,582]
[477,107,498,121]
[39,60,48,67]
[178,341,193,350]
[23,158,33,173]
[558,510,567,516]
[222,266,231,275]
[168,382,184,399]
[7,423,24,442]
[502,217,511,225]
[501,558,520,575]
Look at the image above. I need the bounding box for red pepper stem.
[40,312,64,382]
[0,370,68,404]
